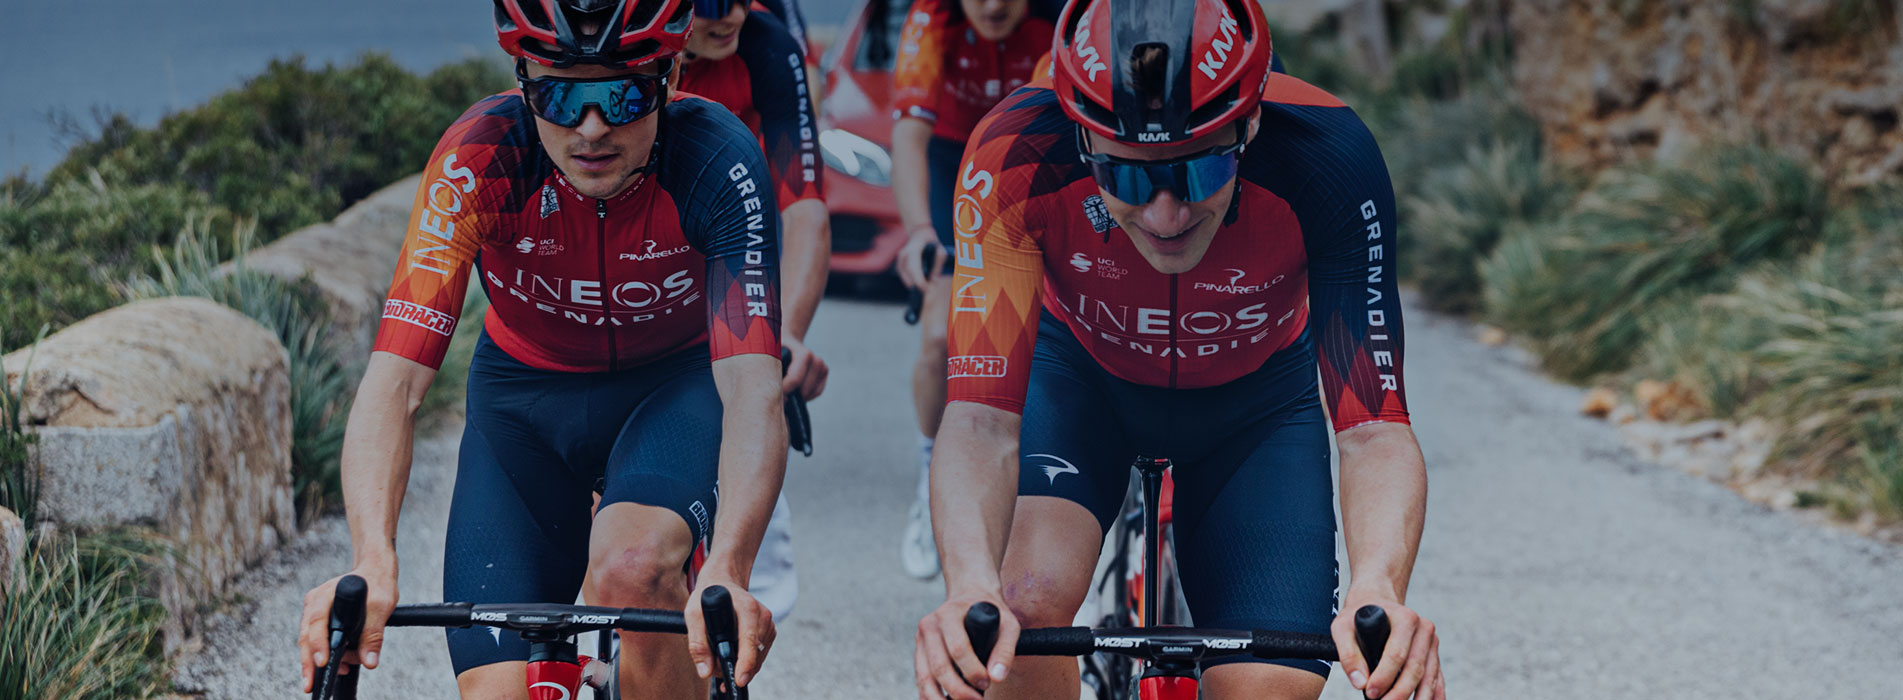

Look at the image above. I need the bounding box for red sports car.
[816,0,911,284]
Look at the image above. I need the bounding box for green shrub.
[1480,146,1831,381]
[418,286,491,426]
[125,217,353,516]
[1405,138,1576,314]
[0,533,173,699]
[1,328,47,526]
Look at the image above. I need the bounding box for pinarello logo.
[1070,253,1093,273]
[947,355,1007,378]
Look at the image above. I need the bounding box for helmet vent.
[521,0,555,30]
[1127,43,1169,112]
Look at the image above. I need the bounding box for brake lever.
[780,348,812,456]
[312,575,368,700]
[904,244,942,325]
[701,585,749,700]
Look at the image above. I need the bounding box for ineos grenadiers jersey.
[679,11,823,210]
[374,91,782,372]
[892,0,1053,142]
[945,75,1410,431]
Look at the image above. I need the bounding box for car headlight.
[819,128,893,188]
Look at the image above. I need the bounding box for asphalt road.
[0,0,864,179]
[173,292,1903,699]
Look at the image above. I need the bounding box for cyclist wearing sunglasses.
[296,1,789,697]
[888,0,1054,581]
[914,0,1444,698]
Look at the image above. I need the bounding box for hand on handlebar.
[298,562,396,694]
[780,337,828,402]
[896,228,943,292]
[686,577,776,689]
[915,591,1018,700]
[1334,591,1443,700]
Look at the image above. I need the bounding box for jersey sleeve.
[739,12,824,207]
[372,96,511,369]
[1299,108,1410,431]
[943,94,1052,414]
[893,0,949,123]
[670,102,784,360]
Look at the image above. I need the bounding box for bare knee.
[1000,570,1088,629]
[588,536,689,609]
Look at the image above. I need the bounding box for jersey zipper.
[1168,273,1180,389]
[597,198,617,372]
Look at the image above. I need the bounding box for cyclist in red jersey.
[297,1,788,697]
[914,0,1444,698]
[679,0,830,400]
[888,0,1054,580]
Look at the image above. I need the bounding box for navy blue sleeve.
[739,12,824,206]
[753,0,809,51]
[659,98,783,359]
[1250,101,1409,429]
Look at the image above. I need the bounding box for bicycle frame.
[1132,456,1196,700]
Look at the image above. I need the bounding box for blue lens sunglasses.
[515,59,673,128]
[1076,124,1246,204]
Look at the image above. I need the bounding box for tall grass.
[1479,146,1831,381]
[1406,138,1577,314]
[0,533,173,699]
[125,216,352,516]
[1,327,47,526]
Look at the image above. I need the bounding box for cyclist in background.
[912,0,1444,698]
[889,0,1053,580]
[297,0,788,697]
[676,0,831,623]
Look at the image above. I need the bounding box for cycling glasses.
[693,0,739,18]
[1076,126,1245,204]
[516,60,673,128]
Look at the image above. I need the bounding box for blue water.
[0,0,860,179]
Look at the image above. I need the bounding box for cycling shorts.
[926,135,965,259]
[1016,312,1340,677]
[443,332,722,675]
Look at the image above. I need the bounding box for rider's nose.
[1138,191,1194,236]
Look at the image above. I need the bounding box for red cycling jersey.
[679,10,823,210]
[374,91,781,373]
[892,0,1052,142]
[944,75,1410,431]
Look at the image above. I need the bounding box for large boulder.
[1510,0,1903,183]
[1,297,293,654]
[0,506,21,592]
[240,174,422,355]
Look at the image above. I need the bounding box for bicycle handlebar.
[382,601,690,635]
[903,244,942,325]
[963,603,1393,669]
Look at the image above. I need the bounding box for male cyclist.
[674,0,832,623]
[913,0,1444,698]
[889,0,1053,580]
[297,1,787,697]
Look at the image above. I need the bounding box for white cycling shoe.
[900,437,941,579]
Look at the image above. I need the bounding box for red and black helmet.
[495,0,693,69]
[1051,0,1272,146]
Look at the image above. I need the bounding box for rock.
[237,175,421,357]
[1,297,293,655]
[1581,387,1618,418]
[0,506,22,592]
[1477,325,1509,347]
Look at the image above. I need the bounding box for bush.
[0,533,173,699]
[1405,138,1576,314]
[3,53,507,352]
[125,217,353,516]
[1480,146,1832,381]
[418,286,491,426]
[1,328,47,525]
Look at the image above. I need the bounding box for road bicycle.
[309,575,751,700]
[974,455,1389,700]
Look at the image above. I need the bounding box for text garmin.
[951,162,996,314]
[1361,199,1399,391]
[410,152,480,275]
[729,163,774,317]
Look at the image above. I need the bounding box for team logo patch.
[1070,253,1093,273]
[1082,195,1114,233]
[539,184,560,219]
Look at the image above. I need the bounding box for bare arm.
[891,117,941,289]
[1333,421,1438,699]
[777,198,831,342]
[703,352,791,579]
[930,401,1022,598]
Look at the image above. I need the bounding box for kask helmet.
[495,0,693,69]
[1051,0,1272,145]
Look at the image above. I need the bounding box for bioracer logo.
[947,355,1007,378]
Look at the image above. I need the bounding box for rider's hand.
[897,226,943,291]
[685,575,777,688]
[781,337,828,401]
[915,589,1018,700]
[1333,588,1443,700]
[298,557,398,693]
